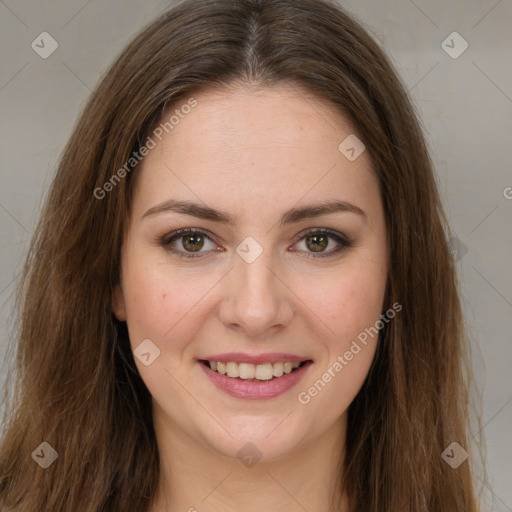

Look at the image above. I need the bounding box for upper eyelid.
[162,228,218,245]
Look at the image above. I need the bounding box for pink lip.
[198,360,313,400]
[200,352,308,365]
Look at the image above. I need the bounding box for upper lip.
[200,352,311,365]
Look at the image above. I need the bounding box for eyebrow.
[142,198,367,225]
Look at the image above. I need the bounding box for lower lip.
[198,361,312,400]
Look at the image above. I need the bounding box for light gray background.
[0,0,510,509]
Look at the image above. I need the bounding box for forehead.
[132,84,379,225]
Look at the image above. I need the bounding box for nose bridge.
[236,240,279,307]
[235,233,275,286]
[220,237,293,335]
[239,245,275,294]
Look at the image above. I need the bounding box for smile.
[198,358,313,400]
[204,360,305,380]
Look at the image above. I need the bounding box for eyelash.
[158,228,352,260]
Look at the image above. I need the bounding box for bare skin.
[113,83,388,512]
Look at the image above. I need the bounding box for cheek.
[297,261,387,344]
[294,255,386,402]
[296,267,384,424]
[121,252,219,352]
[342,272,386,335]
[120,256,212,397]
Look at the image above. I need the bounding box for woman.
[0,0,483,510]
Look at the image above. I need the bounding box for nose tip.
[218,251,293,337]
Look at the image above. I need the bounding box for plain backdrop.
[1,0,511,510]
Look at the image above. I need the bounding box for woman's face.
[114,84,388,461]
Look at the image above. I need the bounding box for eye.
[159,228,351,259]
[290,228,351,259]
[159,228,220,258]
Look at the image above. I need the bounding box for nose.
[218,246,294,339]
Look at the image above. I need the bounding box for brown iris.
[305,233,328,252]
[182,233,205,252]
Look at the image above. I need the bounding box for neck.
[150,411,350,512]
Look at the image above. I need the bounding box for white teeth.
[273,362,284,377]
[238,363,255,380]
[255,363,273,380]
[226,362,238,378]
[207,360,305,380]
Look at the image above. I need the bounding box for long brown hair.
[0,0,483,510]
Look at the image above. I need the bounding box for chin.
[200,414,309,463]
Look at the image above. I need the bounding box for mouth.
[198,358,313,400]
[199,359,310,381]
